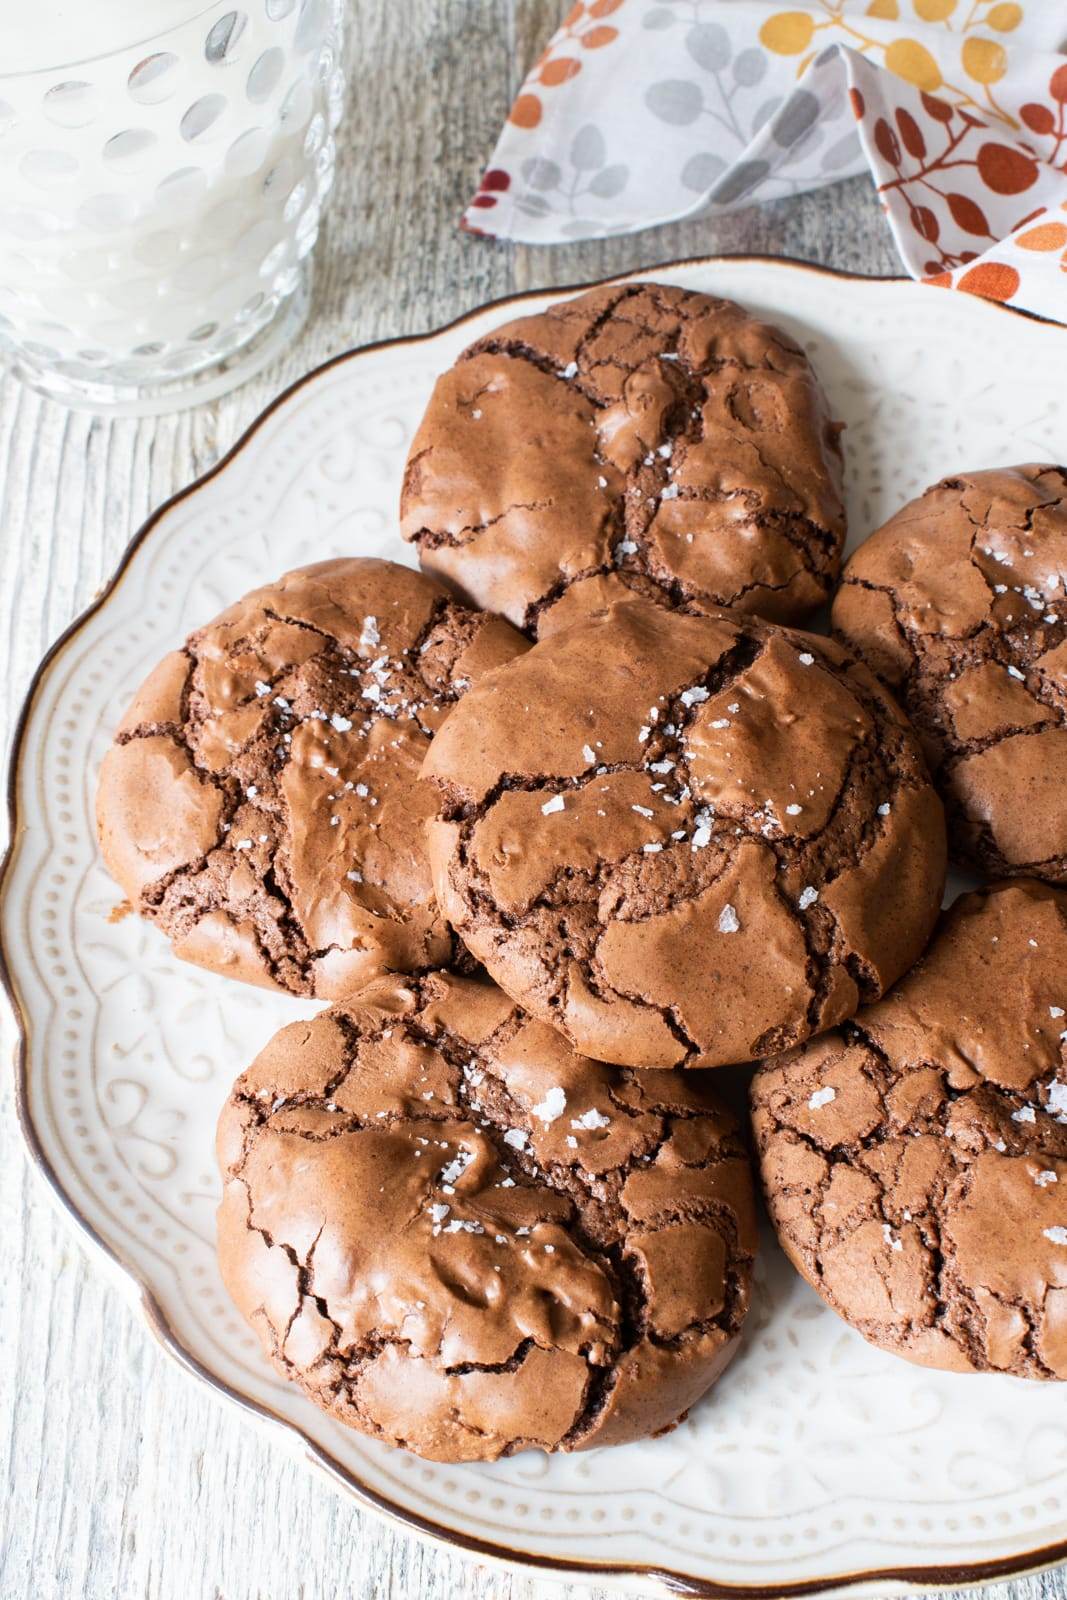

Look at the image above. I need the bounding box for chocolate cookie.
[421,600,946,1071]
[96,558,525,997]
[216,968,757,1461]
[401,281,846,637]
[751,881,1067,1379]
[832,465,1067,883]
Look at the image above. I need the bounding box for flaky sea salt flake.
[532,1086,567,1125]
[1047,1081,1067,1117]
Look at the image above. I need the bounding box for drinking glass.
[0,0,346,413]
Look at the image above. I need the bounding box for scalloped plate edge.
[4,255,1067,1599]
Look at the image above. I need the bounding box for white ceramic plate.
[4,259,1067,1598]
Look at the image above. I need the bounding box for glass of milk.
[0,0,346,412]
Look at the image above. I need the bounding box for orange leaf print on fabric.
[466,167,513,222]
[540,57,582,85]
[976,142,1040,194]
[582,25,618,48]
[510,94,542,130]
[884,39,942,93]
[874,116,901,165]
[1021,102,1056,135]
[779,4,1029,129]
[896,107,927,158]
[870,73,1046,289]
[504,0,627,137]
[759,12,816,55]
[947,191,992,236]
[1017,221,1067,250]
[962,37,1009,88]
[986,3,1023,29]
[956,261,1021,300]
[921,91,955,124]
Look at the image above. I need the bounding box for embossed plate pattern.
[4,260,1067,1597]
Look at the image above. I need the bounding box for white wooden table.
[2,4,1064,1597]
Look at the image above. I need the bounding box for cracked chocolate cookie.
[96,558,525,997]
[421,600,946,1071]
[215,967,757,1461]
[832,464,1067,883]
[400,281,846,638]
[751,880,1067,1378]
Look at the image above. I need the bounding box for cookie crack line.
[752,887,1067,1380]
[426,600,945,1069]
[402,283,846,639]
[843,567,1067,758]
[408,500,556,553]
[99,560,530,998]
[218,970,757,1456]
[833,467,1067,884]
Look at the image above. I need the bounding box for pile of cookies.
[97,283,1067,1464]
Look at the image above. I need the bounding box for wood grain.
[0,4,1055,1599]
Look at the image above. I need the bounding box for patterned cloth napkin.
[463,1,1067,321]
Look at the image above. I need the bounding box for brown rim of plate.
[3,255,1066,1598]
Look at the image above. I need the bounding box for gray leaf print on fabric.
[645,78,704,126]
[571,123,607,170]
[685,22,731,74]
[751,96,784,136]
[681,151,728,191]
[514,193,552,217]
[733,48,766,88]
[514,121,629,221]
[771,90,820,148]
[522,157,563,191]
[709,158,771,204]
[588,163,629,198]
[821,129,862,171]
[647,20,788,153]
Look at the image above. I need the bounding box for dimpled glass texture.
[0,0,346,411]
